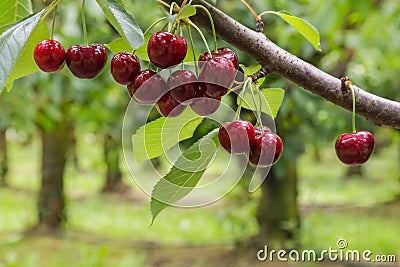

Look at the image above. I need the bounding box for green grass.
[0,131,399,266]
[68,195,258,245]
[0,236,148,267]
[301,209,400,255]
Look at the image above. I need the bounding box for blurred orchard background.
[0,0,399,266]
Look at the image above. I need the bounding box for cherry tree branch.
[167,0,400,129]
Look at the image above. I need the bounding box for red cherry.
[198,56,236,98]
[33,40,65,73]
[335,130,375,165]
[218,120,256,154]
[168,70,198,104]
[249,133,283,167]
[147,31,187,68]
[156,92,186,117]
[189,87,220,116]
[198,47,239,69]
[127,70,167,104]
[66,44,107,79]
[111,52,140,85]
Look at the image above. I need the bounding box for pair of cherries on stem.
[218,120,283,167]
[33,40,107,79]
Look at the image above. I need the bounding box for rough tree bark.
[166,0,400,129]
[0,128,8,186]
[102,134,123,193]
[37,119,68,230]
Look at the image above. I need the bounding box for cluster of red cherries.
[127,31,240,117]
[33,30,283,167]
[33,31,239,117]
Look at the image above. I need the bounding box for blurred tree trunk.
[251,96,302,249]
[37,119,67,230]
[67,123,79,170]
[102,134,123,193]
[0,129,8,186]
[254,154,300,248]
[344,165,363,179]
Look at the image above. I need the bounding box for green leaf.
[105,32,151,61]
[269,11,321,51]
[176,5,196,20]
[240,64,266,85]
[0,0,33,34]
[184,44,201,63]
[238,88,285,118]
[95,0,144,50]
[5,20,49,91]
[105,38,131,53]
[0,9,45,93]
[150,130,219,223]
[132,109,203,164]
[164,12,176,23]
[134,33,153,61]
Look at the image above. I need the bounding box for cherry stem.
[181,0,188,7]
[257,11,276,31]
[193,5,217,53]
[240,0,258,19]
[170,21,179,34]
[168,3,176,32]
[249,81,263,131]
[189,21,212,58]
[154,0,171,9]
[143,17,167,36]
[42,0,63,20]
[256,84,265,128]
[235,78,250,120]
[50,5,57,40]
[258,10,273,19]
[186,25,198,75]
[346,81,357,133]
[81,0,88,46]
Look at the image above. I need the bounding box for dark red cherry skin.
[198,56,236,98]
[190,87,221,116]
[33,40,65,73]
[66,44,107,79]
[111,52,140,85]
[218,120,256,154]
[249,133,283,167]
[156,92,186,117]
[147,31,187,68]
[168,70,198,104]
[127,70,167,104]
[198,47,239,69]
[254,126,272,136]
[335,130,375,165]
